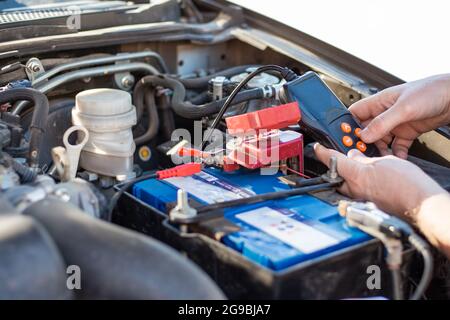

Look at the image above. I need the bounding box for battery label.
[235,206,339,253]
[165,171,254,204]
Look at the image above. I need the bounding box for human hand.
[313,143,445,218]
[349,74,450,159]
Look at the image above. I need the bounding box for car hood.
[231,0,450,82]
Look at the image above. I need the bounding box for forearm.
[413,192,450,258]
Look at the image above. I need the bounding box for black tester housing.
[281,71,380,157]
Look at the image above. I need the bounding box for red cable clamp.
[156,162,202,180]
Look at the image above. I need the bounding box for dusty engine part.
[2,175,104,218]
[51,125,89,182]
[230,68,280,88]
[0,162,20,190]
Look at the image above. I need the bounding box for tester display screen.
[286,73,347,124]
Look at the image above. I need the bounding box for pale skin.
[314,74,450,258]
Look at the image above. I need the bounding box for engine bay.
[1,6,450,298]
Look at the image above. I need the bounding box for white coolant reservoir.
[72,88,137,180]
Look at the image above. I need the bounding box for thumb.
[313,143,356,179]
[347,148,372,163]
[360,105,406,143]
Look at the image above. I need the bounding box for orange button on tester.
[340,122,351,133]
[342,136,353,147]
[356,141,367,152]
[354,128,361,138]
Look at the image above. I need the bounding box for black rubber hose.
[0,88,49,167]
[1,150,37,183]
[0,214,73,299]
[19,98,75,168]
[10,158,37,183]
[133,80,145,120]
[133,87,160,146]
[178,65,259,89]
[190,91,210,105]
[158,92,176,141]
[23,199,225,300]
[136,75,269,119]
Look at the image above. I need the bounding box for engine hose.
[23,199,225,300]
[10,157,37,183]
[190,91,210,105]
[157,92,176,141]
[177,65,259,89]
[1,152,37,183]
[132,87,160,146]
[0,88,49,167]
[136,75,271,119]
[0,214,72,299]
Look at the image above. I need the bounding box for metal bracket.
[25,57,45,82]
[113,59,135,91]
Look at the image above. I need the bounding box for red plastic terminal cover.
[225,102,301,135]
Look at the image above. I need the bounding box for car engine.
[1,0,449,300]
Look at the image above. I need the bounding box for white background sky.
[231,0,450,82]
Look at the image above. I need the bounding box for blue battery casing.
[133,168,370,271]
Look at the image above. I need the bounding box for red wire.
[284,166,311,179]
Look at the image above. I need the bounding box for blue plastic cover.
[133,168,370,271]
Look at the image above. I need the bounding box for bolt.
[121,75,135,89]
[170,189,197,220]
[178,189,189,207]
[27,60,41,73]
[30,64,40,72]
[328,156,338,179]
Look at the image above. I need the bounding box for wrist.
[435,74,450,120]
[402,179,445,224]
[410,191,450,251]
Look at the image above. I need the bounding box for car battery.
[132,167,371,271]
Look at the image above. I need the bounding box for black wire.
[408,233,434,300]
[201,65,297,150]
[196,181,338,215]
[391,268,404,300]
[106,172,157,221]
